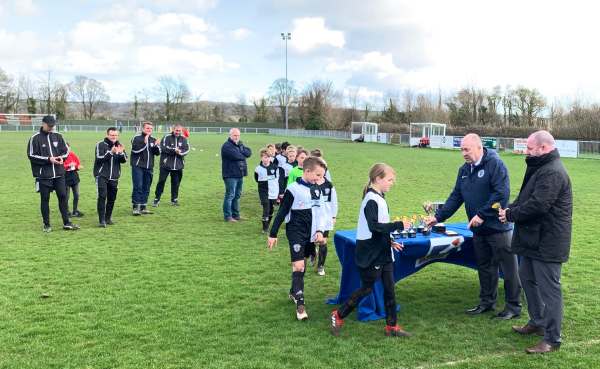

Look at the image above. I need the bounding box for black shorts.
[65,171,80,187]
[288,240,315,262]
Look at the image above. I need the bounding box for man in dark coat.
[221,128,252,222]
[26,115,79,232]
[427,133,521,318]
[499,130,572,354]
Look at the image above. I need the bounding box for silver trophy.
[422,201,445,215]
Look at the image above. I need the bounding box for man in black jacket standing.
[130,121,160,215]
[427,134,521,319]
[499,130,572,354]
[152,124,190,207]
[221,128,252,222]
[26,115,79,232]
[94,127,127,227]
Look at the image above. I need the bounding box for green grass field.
[1,132,599,369]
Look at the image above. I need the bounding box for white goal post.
[0,113,53,127]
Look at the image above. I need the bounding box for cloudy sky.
[2,0,600,105]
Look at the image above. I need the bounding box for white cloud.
[180,33,209,48]
[0,29,40,71]
[290,17,345,53]
[150,0,218,12]
[14,0,38,15]
[70,21,135,49]
[231,27,250,41]
[327,52,402,79]
[136,45,238,75]
[144,12,210,36]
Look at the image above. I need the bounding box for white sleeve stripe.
[29,135,48,160]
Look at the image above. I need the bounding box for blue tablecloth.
[328,223,477,321]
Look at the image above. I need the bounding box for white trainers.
[317,266,325,276]
[296,305,308,321]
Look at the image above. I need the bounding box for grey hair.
[462,133,483,148]
[530,130,555,147]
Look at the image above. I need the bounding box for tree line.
[1,67,599,139]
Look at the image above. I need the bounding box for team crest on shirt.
[478,169,485,178]
[293,244,301,253]
[324,188,330,195]
[42,144,46,147]
[314,189,320,197]
[178,142,182,146]
[53,141,58,147]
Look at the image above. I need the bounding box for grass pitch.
[0,132,598,369]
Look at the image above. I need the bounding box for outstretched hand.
[267,237,277,250]
[392,241,404,251]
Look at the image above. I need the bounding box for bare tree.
[68,75,109,120]
[156,76,190,121]
[19,76,37,114]
[298,80,335,129]
[234,93,248,122]
[253,97,269,122]
[402,89,415,122]
[515,87,546,127]
[0,68,18,113]
[268,78,297,124]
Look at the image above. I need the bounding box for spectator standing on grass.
[426,133,521,320]
[94,127,127,227]
[63,143,84,218]
[153,124,190,207]
[26,115,79,232]
[221,128,252,222]
[130,121,161,216]
[499,130,572,354]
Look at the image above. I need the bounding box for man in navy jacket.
[427,134,521,319]
[221,128,252,222]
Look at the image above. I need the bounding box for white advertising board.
[555,140,578,158]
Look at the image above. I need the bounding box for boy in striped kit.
[268,157,327,321]
[254,148,286,233]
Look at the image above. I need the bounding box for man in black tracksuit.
[500,130,572,354]
[94,127,127,227]
[130,122,160,215]
[26,115,79,232]
[153,124,190,207]
[427,133,521,319]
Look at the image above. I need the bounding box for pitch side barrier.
[3,125,598,159]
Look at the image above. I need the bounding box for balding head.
[526,130,555,157]
[229,128,241,143]
[460,133,484,164]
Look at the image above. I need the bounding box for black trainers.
[106,219,115,225]
[171,200,179,206]
[43,224,52,233]
[99,222,107,228]
[72,210,84,217]
[152,199,160,207]
[63,223,80,231]
[140,206,153,215]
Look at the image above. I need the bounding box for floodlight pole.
[281,32,291,130]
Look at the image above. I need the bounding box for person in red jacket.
[63,143,84,217]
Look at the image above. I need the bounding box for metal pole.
[285,35,288,131]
